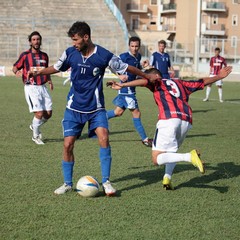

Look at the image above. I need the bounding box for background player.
[107,66,232,190]
[12,31,53,145]
[148,40,175,79]
[28,21,158,195]
[203,47,227,103]
[107,36,152,147]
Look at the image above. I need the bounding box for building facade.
[114,0,240,64]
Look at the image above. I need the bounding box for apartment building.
[114,0,240,63]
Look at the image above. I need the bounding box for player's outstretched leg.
[31,115,44,145]
[131,109,152,147]
[162,163,176,190]
[96,127,116,196]
[54,160,74,195]
[203,86,211,102]
[218,87,223,103]
[153,151,205,174]
[54,136,75,195]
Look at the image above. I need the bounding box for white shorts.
[24,85,52,113]
[209,74,223,86]
[152,118,192,152]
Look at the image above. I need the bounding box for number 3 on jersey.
[166,80,180,98]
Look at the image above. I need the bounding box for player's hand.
[218,66,232,79]
[106,81,122,90]
[118,74,128,82]
[15,70,22,77]
[169,71,175,78]
[48,80,54,91]
[141,59,149,68]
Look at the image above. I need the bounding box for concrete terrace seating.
[0,0,127,66]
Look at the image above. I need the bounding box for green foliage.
[1,76,240,240]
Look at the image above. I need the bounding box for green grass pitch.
[0,76,240,240]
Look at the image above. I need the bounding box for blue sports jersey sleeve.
[108,55,128,75]
[54,48,72,72]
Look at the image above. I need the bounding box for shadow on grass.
[44,130,135,142]
[114,162,240,194]
[175,162,240,193]
[225,98,240,102]
[193,109,215,113]
[186,133,216,138]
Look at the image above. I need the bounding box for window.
[231,36,237,48]
[232,0,240,4]
[232,15,238,26]
[212,14,218,25]
[150,0,157,5]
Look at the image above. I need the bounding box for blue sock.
[99,146,112,183]
[132,118,147,141]
[62,160,74,187]
[107,110,116,119]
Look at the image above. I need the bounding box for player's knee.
[152,154,158,165]
[98,135,109,147]
[64,140,75,153]
[35,112,43,119]
[115,109,124,117]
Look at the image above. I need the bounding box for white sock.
[41,117,48,124]
[218,88,223,101]
[206,86,211,99]
[32,117,43,137]
[157,153,191,166]
[164,163,177,179]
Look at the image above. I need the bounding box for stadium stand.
[0,0,128,68]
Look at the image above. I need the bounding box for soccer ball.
[76,176,100,197]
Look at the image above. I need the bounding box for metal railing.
[162,3,177,11]
[206,1,226,10]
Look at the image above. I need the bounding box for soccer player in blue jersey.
[29,21,158,195]
[107,37,152,147]
[149,40,174,79]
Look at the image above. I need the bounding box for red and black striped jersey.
[145,78,205,124]
[210,55,227,75]
[13,49,50,85]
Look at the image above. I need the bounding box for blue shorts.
[112,94,139,110]
[62,108,108,137]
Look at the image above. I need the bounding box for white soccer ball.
[76,176,100,197]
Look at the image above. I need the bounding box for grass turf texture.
[0,76,240,240]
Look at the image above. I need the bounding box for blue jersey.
[150,52,171,78]
[119,52,141,95]
[54,45,128,113]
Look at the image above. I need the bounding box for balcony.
[202,1,226,12]
[201,23,226,36]
[160,3,177,14]
[126,4,148,13]
[162,24,176,33]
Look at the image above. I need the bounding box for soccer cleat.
[30,125,42,140]
[142,138,153,147]
[162,176,174,190]
[190,150,205,174]
[102,180,116,196]
[54,183,72,195]
[219,99,224,103]
[32,136,44,145]
[203,98,209,102]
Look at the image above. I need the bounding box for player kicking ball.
[107,66,232,190]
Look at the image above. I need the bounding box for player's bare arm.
[203,66,232,86]
[107,79,148,90]
[126,65,158,82]
[28,66,59,78]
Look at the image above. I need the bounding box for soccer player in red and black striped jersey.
[203,47,227,103]
[12,31,53,145]
[107,66,232,190]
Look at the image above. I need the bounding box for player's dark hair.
[68,21,91,38]
[28,31,42,42]
[129,36,141,46]
[215,47,221,51]
[145,68,162,78]
[158,40,166,46]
